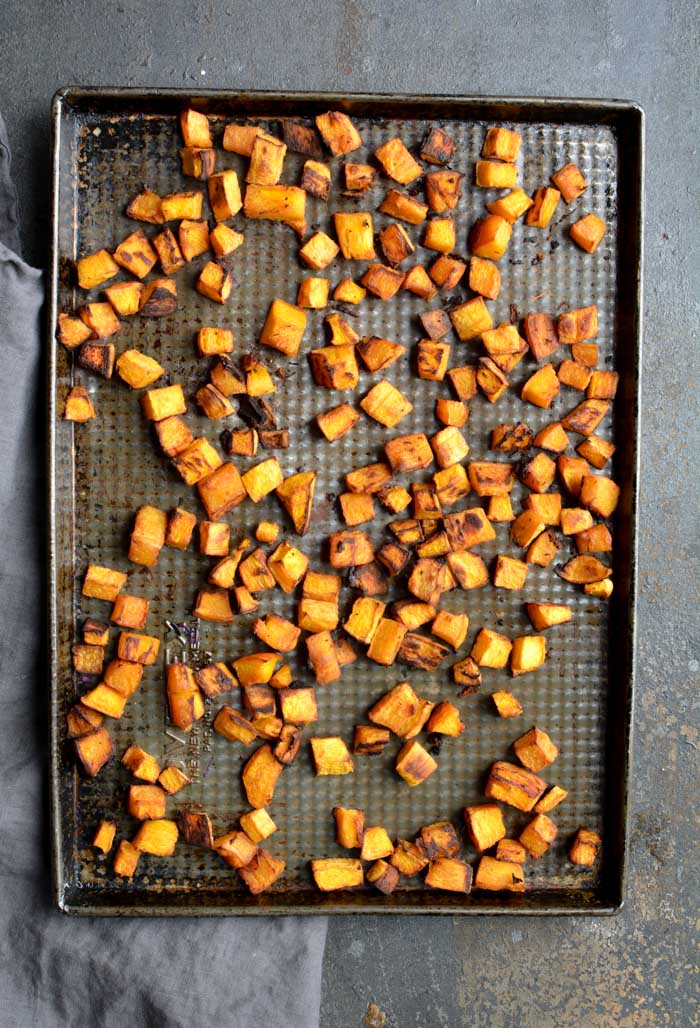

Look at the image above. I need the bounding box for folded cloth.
[0,112,327,1028]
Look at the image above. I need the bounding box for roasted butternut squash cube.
[452,655,483,694]
[575,523,613,554]
[127,188,164,224]
[238,848,285,894]
[435,399,469,429]
[366,859,400,895]
[514,726,558,772]
[570,212,606,253]
[418,125,455,165]
[339,492,375,526]
[551,161,587,202]
[76,249,120,289]
[214,830,257,869]
[474,855,524,892]
[133,818,179,856]
[245,131,286,185]
[526,187,560,228]
[422,216,455,254]
[395,740,437,786]
[276,471,316,535]
[475,160,518,189]
[244,183,306,233]
[333,210,375,260]
[375,136,422,184]
[380,187,429,225]
[79,305,120,341]
[360,825,394,862]
[415,339,450,381]
[306,631,342,685]
[74,726,112,776]
[297,277,330,309]
[113,229,157,279]
[520,813,557,858]
[569,827,602,865]
[213,705,258,745]
[239,456,282,504]
[482,322,528,373]
[444,507,496,550]
[492,690,523,718]
[576,435,616,469]
[180,107,211,148]
[197,461,246,518]
[57,311,92,350]
[311,857,364,891]
[332,280,365,306]
[380,222,415,265]
[116,350,164,390]
[470,628,511,668]
[194,661,237,700]
[315,110,362,155]
[222,123,260,155]
[482,126,521,162]
[209,222,244,258]
[526,602,572,631]
[468,461,515,497]
[165,662,203,731]
[450,296,493,341]
[103,280,145,316]
[161,191,203,221]
[179,146,215,180]
[587,370,619,401]
[158,765,191,795]
[242,743,284,807]
[298,231,338,271]
[558,305,598,343]
[72,644,104,675]
[464,803,507,852]
[560,508,594,536]
[534,421,570,453]
[197,520,229,557]
[385,433,433,473]
[485,760,547,812]
[63,386,96,423]
[141,383,186,422]
[361,263,404,300]
[309,343,359,389]
[562,399,610,437]
[92,820,116,854]
[476,357,509,403]
[520,452,556,493]
[128,505,166,567]
[401,264,437,300]
[113,840,140,877]
[101,659,143,698]
[164,507,197,550]
[525,529,560,567]
[467,255,501,300]
[193,586,234,623]
[265,540,307,593]
[557,454,591,496]
[178,218,210,262]
[426,701,465,736]
[522,493,562,525]
[470,215,512,260]
[234,586,260,613]
[298,158,330,199]
[486,188,534,223]
[558,359,592,391]
[206,169,242,222]
[496,838,527,863]
[425,857,472,893]
[510,636,547,676]
[425,170,463,211]
[360,379,413,428]
[310,736,353,776]
[128,783,166,820]
[238,807,276,844]
[196,262,232,304]
[580,474,620,517]
[111,594,150,631]
[492,554,528,591]
[197,327,233,357]
[521,363,560,409]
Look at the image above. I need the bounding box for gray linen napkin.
[0,112,327,1028]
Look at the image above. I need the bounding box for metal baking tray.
[49,88,643,915]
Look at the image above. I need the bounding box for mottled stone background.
[2,1,697,1024]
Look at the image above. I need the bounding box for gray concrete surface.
[2,0,698,1024]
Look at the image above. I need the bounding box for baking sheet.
[49,89,642,914]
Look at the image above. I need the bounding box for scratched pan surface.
[48,90,642,915]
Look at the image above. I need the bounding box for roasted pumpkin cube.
[482,126,521,162]
[435,399,469,429]
[126,187,164,224]
[482,323,528,373]
[298,230,338,271]
[241,743,283,807]
[558,305,598,343]
[115,349,164,390]
[332,210,375,260]
[421,822,461,860]
[560,507,594,536]
[205,169,242,222]
[387,840,427,877]
[419,308,452,341]
[210,223,244,258]
[214,830,257,869]
[111,594,150,631]
[239,456,282,504]
[306,631,342,685]
[179,145,215,180]
[128,505,166,566]
[82,619,109,647]
[297,157,330,200]
[575,523,613,554]
[570,212,606,253]
[179,107,211,148]
[470,215,512,260]
[361,263,404,300]
[447,366,478,402]
[471,628,511,668]
[194,661,237,699]
[365,860,399,895]
[468,255,501,300]
[475,160,518,189]
[156,765,191,795]
[237,848,285,894]
[534,422,570,453]
[277,687,317,725]
[487,190,533,227]
[486,496,514,522]
[444,507,495,551]
[74,726,112,776]
[485,760,547,812]
[337,492,373,527]
[244,130,286,185]
[510,636,547,676]
[92,820,116,855]
[133,818,179,857]
[425,858,472,893]
[315,110,362,155]
[360,825,394,862]
[160,190,203,223]
[57,311,93,350]
[525,529,560,567]
[468,461,515,496]
[520,452,556,493]
[332,280,366,306]
[237,808,276,844]
[551,161,587,202]
[196,326,233,357]
[521,363,560,408]
[557,455,591,496]
[309,344,359,390]
[383,433,432,474]
[522,493,562,525]
[520,813,557,858]
[101,659,143,699]
[422,216,455,254]
[127,783,166,820]
[417,124,454,164]
[475,855,525,892]
[253,613,300,654]
[375,136,422,184]
[495,839,527,863]
[395,740,437,786]
[194,383,234,420]
[213,705,258,745]
[569,828,602,865]
[141,383,186,422]
[558,359,592,391]
[233,651,280,688]
[360,379,412,428]
[464,803,507,852]
[562,399,610,437]
[267,540,308,592]
[76,248,121,290]
[514,726,558,772]
[476,357,509,403]
[72,643,104,676]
